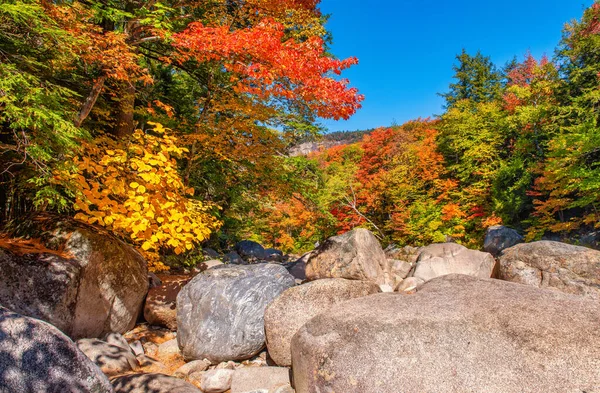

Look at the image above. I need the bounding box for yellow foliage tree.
[63,122,221,271]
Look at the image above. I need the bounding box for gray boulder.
[484,225,524,256]
[76,338,139,376]
[305,228,390,285]
[230,367,291,393]
[413,242,496,282]
[499,240,600,299]
[0,306,113,393]
[111,373,202,393]
[0,216,148,339]
[235,240,266,261]
[177,264,295,363]
[291,274,600,393]
[264,278,380,366]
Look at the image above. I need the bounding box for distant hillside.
[289,129,374,156]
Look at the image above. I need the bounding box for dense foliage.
[2,0,600,262]
[0,0,362,268]
[249,3,600,252]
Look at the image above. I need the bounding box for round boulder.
[234,240,266,261]
[0,306,113,393]
[483,225,524,256]
[499,240,600,299]
[291,274,600,393]
[305,228,390,286]
[413,242,496,282]
[264,278,380,366]
[177,264,295,363]
[0,215,148,339]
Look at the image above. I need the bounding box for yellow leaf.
[130,182,140,189]
[141,242,152,251]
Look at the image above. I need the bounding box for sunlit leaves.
[63,122,221,270]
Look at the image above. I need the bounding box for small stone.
[143,341,158,357]
[130,340,144,356]
[216,360,237,370]
[201,369,235,393]
[173,359,212,379]
[396,277,425,293]
[157,338,180,357]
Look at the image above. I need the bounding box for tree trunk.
[74,76,106,127]
[112,83,136,138]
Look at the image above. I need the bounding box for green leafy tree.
[441,49,503,109]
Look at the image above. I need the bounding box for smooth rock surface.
[144,276,190,331]
[230,367,291,393]
[200,369,234,393]
[76,338,139,376]
[173,359,211,379]
[265,278,380,366]
[177,264,295,363]
[413,242,496,282]
[263,248,284,262]
[112,373,202,393]
[389,259,412,288]
[0,216,148,338]
[499,240,600,299]
[395,276,425,293]
[157,338,181,358]
[291,274,600,393]
[305,228,390,285]
[0,306,113,393]
[483,225,524,256]
[235,240,266,261]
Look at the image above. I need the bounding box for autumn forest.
[1,0,600,270]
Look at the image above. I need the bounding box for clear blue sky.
[319,0,594,132]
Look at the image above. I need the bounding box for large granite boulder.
[111,373,202,393]
[177,264,295,363]
[499,240,600,299]
[483,225,524,256]
[143,275,190,331]
[264,278,380,366]
[305,228,390,286]
[412,242,496,282]
[291,274,600,393]
[0,306,113,393]
[0,215,148,339]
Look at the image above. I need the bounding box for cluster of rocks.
[1,217,600,392]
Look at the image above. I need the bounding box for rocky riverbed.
[1,217,600,392]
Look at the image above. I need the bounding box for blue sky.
[318,0,594,132]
